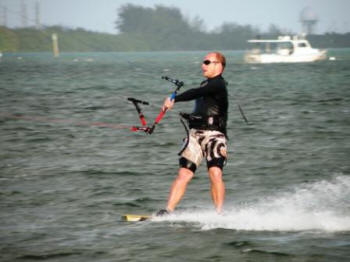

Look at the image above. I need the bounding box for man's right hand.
[162,97,175,111]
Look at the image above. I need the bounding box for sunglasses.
[203,60,221,65]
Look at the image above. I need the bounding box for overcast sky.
[1,0,349,34]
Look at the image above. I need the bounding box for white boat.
[244,35,327,63]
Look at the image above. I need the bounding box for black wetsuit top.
[174,74,228,135]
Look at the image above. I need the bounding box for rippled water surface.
[1,50,350,261]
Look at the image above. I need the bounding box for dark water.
[0,50,350,261]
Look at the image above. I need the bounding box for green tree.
[0,26,19,52]
[115,4,202,50]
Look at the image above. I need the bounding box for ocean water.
[0,50,350,261]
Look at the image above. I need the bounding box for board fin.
[121,214,151,222]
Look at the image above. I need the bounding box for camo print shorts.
[179,129,227,170]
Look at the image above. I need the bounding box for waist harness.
[179,112,225,131]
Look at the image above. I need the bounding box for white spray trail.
[156,175,350,232]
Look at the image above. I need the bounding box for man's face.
[201,53,223,78]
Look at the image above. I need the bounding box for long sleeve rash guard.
[174,74,228,135]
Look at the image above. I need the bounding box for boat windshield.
[298,42,308,48]
[248,41,294,55]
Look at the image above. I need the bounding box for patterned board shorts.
[179,129,228,170]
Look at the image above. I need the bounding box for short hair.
[214,52,226,68]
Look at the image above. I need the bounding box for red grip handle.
[155,110,166,124]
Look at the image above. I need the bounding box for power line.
[0,0,41,28]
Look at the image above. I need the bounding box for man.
[157,52,228,215]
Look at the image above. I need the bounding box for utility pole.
[1,6,7,27]
[21,0,28,28]
[35,0,41,29]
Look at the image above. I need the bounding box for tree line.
[0,4,349,52]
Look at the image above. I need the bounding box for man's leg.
[208,166,225,213]
[166,167,194,212]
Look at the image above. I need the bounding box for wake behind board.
[122,214,152,222]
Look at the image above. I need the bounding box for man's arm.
[175,80,220,102]
[162,78,224,110]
